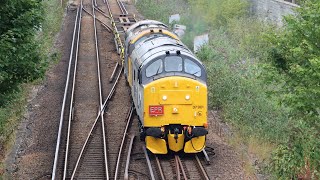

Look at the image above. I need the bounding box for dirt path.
[4,1,255,180]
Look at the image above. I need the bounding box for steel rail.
[51,7,80,180]
[82,8,112,32]
[116,0,124,14]
[109,62,119,82]
[202,149,211,165]
[92,0,110,178]
[120,0,128,15]
[175,155,181,180]
[94,6,111,19]
[70,67,123,179]
[124,134,135,180]
[62,3,83,180]
[177,156,188,180]
[155,156,165,180]
[143,146,156,180]
[195,155,210,180]
[116,0,127,15]
[105,0,112,17]
[114,105,134,180]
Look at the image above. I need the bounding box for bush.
[136,0,188,24]
[197,30,289,142]
[0,0,64,159]
[186,0,249,27]
[267,0,320,177]
[0,0,46,105]
[136,0,320,178]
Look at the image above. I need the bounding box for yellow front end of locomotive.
[143,77,207,154]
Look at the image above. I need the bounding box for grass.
[0,88,27,145]
[136,0,291,177]
[0,0,65,178]
[0,87,27,177]
[40,0,64,63]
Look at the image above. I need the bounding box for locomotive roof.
[130,34,201,66]
[125,20,168,35]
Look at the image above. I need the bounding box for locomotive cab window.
[165,56,182,72]
[184,59,201,77]
[146,59,163,77]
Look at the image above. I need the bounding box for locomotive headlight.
[162,95,167,100]
[185,95,190,100]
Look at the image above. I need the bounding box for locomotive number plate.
[149,105,164,116]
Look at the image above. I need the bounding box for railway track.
[51,0,213,179]
[144,153,211,180]
[51,0,129,179]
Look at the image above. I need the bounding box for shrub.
[197,30,289,142]
[0,0,64,159]
[0,0,46,105]
[267,0,320,177]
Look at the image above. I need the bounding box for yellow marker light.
[172,107,178,114]
[162,95,167,100]
[185,95,190,100]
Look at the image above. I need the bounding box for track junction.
[51,0,213,179]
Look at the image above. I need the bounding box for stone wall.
[250,0,299,26]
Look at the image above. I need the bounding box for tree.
[269,0,320,178]
[0,0,45,105]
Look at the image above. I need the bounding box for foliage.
[136,0,188,24]
[266,0,320,178]
[0,2,64,174]
[38,0,64,68]
[197,31,289,142]
[0,0,46,105]
[186,0,249,27]
[138,0,320,178]
[0,88,26,144]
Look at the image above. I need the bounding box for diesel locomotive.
[124,20,208,154]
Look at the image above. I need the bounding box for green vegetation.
[267,0,320,178]
[137,0,319,178]
[0,0,45,104]
[0,0,64,167]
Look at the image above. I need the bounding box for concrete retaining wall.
[250,0,299,26]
